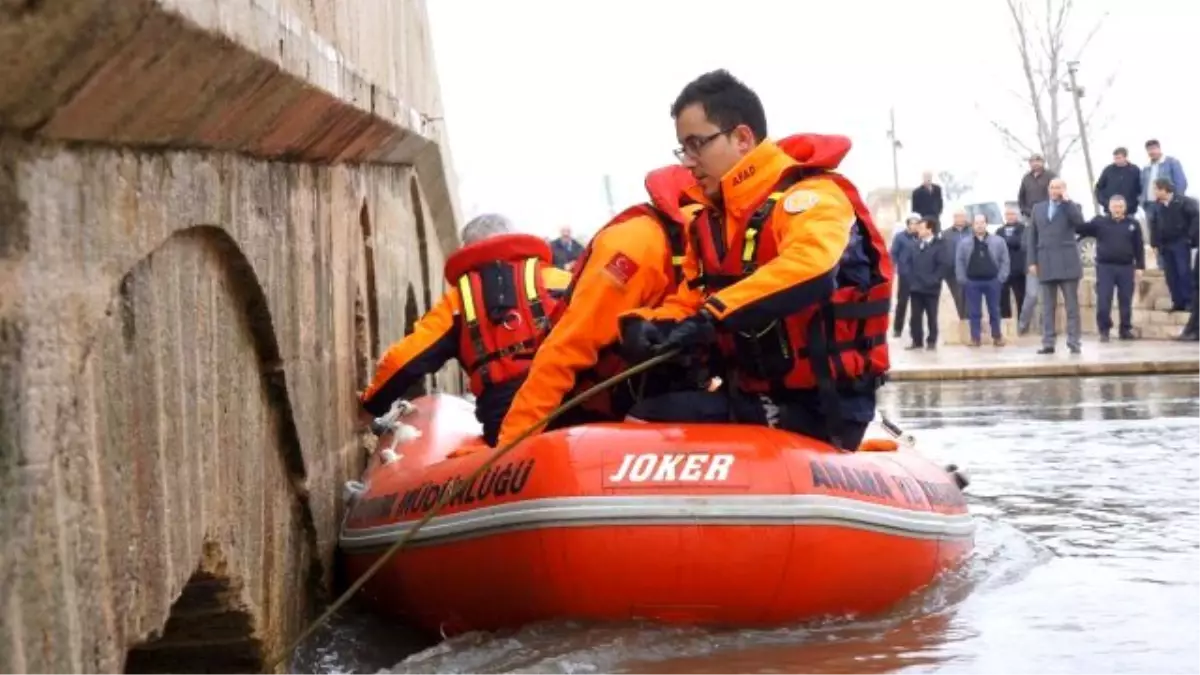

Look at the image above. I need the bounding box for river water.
[295,373,1200,674]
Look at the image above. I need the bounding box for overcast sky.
[426,0,1198,238]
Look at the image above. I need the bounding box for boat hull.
[339,394,973,635]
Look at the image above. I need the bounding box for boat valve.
[376,422,422,465]
[944,463,971,490]
[879,413,916,447]
[370,399,417,436]
[342,480,367,505]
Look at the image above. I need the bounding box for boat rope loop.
[268,348,682,670]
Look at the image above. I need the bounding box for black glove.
[618,317,668,362]
[661,309,717,352]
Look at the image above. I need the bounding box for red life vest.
[557,165,699,416]
[561,165,696,308]
[688,134,893,398]
[444,233,562,395]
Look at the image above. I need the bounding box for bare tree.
[987,0,1115,173]
[937,171,975,201]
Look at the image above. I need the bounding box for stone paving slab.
[889,336,1200,381]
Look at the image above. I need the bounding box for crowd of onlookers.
[893,139,1199,351]
[549,140,1199,354]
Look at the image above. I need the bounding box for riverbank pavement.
[889,334,1199,381]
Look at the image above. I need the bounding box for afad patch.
[783,190,820,214]
[602,252,639,286]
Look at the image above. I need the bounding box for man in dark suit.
[911,171,944,222]
[1024,177,1086,354]
[1148,178,1199,312]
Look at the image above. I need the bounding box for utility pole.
[602,174,616,217]
[887,107,903,223]
[1065,61,1098,212]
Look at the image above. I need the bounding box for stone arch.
[71,224,318,671]
[123,543,262,673]
[409,177,434,311]
[356,200,380,391]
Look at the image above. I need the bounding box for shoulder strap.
[740,171,812,274]
[519,257,550,332]
[647,205,687,285]
[456,272,491,382]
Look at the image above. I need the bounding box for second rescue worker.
[495,166,711,449]
[618,70,894,451]
[359,214,571,447]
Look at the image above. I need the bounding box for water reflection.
[880,373,1199,427]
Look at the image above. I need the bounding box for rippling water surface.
[295,374,1200,674]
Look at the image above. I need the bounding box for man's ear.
[733,125,757,153]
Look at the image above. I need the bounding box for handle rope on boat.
[268,347,683,670]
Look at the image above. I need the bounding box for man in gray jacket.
[956,214,1011,346]
[1025,178,1087,354]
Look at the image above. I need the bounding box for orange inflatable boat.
[338,394,974,637]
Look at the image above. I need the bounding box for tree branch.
[988,117,1038,159]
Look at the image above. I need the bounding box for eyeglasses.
[673,128,734,162]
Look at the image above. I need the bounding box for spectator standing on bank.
[957,214,1010,347]
[1018,153,1057,219]
[941,209,971,319]
[890,214,920,338]
[1077,195,1145,341]
[550,225,585,271]
[1177,217,1199,342]
[911,171,944,222]
[907,217,949,350]
[1025,178,1086,354]
[1141,140,1188,220]
[996,205,1027,321]
[1149,178,1200,312]
[1095,147,1144,217]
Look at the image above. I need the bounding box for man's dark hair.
[922,216,940,235]
[1145,139,1161,149]
[1113,147,1128,157]
[670,69,768,141]
[1155,177,1175,193]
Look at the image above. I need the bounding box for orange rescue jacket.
[497,166,700,447]
[622,135,893,397]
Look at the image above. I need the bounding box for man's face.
[674,102,755,198]
[1148,145,1163,162]
[972,215,989,236]
[952,212,968,227]
[1113,152,1128,166]
[922,171,933,185]
[1004,208,1020,223]
[559,226,572,239]
[1029,157,1045,172]
[1049,179,1065,200]
[906,218,921,233]
[1155,185,1170,202]
[917,221,932,238]
[1109,198,1127,219]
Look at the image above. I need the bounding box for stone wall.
[1,0,461,672]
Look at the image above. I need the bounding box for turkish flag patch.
[602,252,639,286]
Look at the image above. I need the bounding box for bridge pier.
[0,1,461,671]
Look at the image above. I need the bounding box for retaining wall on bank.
[0,0,461,671]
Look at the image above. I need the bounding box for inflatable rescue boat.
[338,394,974,637]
